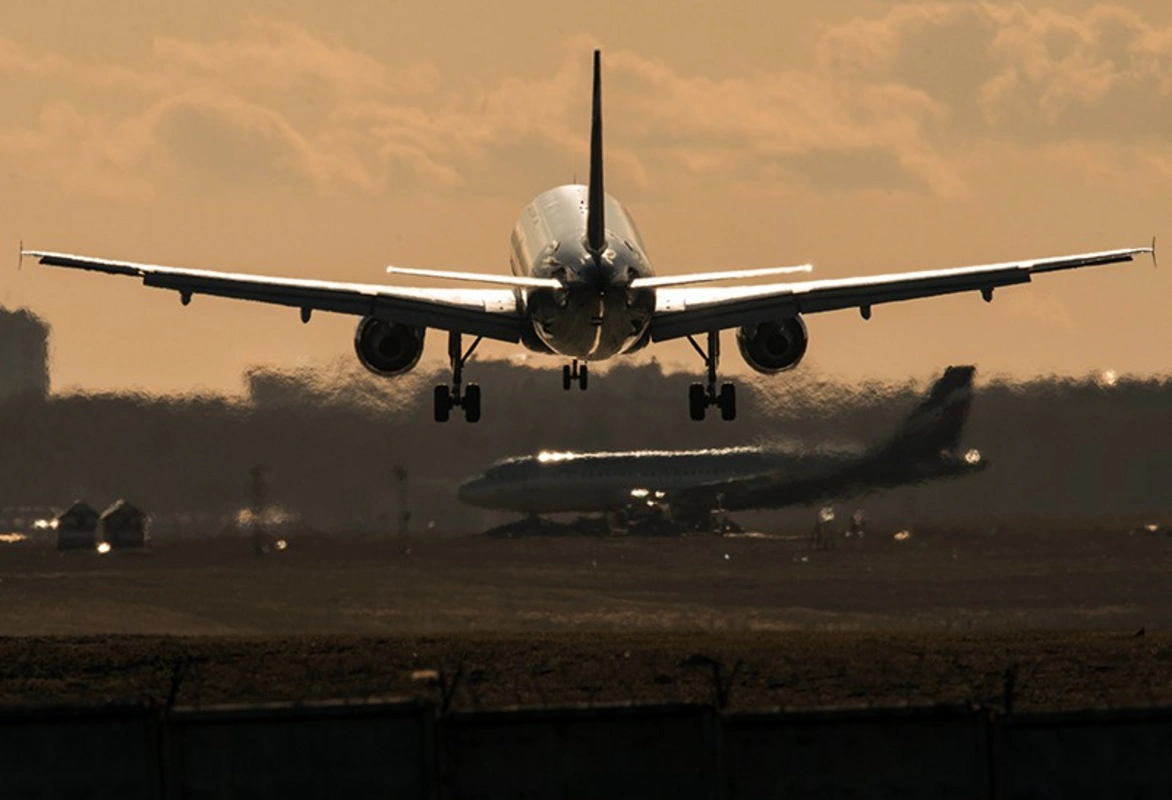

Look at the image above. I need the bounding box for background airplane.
[458,365,983,533]
[23,52,1151,422]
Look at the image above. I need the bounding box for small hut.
[100,500,149,549]
[55,501,99,551]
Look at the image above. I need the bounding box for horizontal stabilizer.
[386,265,561,289]
[629,264,813,290]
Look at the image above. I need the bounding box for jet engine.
[736,317,808,374]
[354,316,425,376]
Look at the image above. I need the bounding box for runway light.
[96,542,112,555]
[274,539,288,551]
[964,449,982,465]
[1097,369,1118,388]
[893,530,913,542]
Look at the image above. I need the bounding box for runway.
[2,525,1171,710]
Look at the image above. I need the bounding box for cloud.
[0,7,1169,200]
[818,3,1172,144]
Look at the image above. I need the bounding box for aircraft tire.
[562,364,572,391]
[434,385,452,423]
[688,383,707,421]
[464,384,482,423]
[719,382,737,421]
[579,363,589,390]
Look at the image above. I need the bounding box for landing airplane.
[24,52,1152,423]
[458,365,984,532]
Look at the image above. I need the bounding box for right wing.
[649,246,1153,342]
[24,251,525,342]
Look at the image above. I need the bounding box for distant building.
[55,501,99,551]
[100,500,149,549]
[0,307,49,402]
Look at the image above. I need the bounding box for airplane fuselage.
[459,444,985,518]
[511,185,657,360]
[459,446,860,515]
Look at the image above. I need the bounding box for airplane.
[457,365,984,533]
[23,52,1152,423]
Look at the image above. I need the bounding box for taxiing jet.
[458,366,984,532]
[24,53,1151,423]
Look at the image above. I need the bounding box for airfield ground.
[2,525,1171,710]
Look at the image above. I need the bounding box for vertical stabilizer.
[586,50,606,253]
[875,365,976,458]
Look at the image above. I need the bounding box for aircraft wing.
[666,469,793,506]
[648,246,1152,342]
[24,251,524,342]
[669,466,865,513]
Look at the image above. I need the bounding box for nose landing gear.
[562,359,589,391]
[434,332,483,423]
[686,330,736,421]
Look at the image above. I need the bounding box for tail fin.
[586,49,605,253]
[876,366,976,458]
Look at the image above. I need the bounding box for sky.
[1,0,1169,395]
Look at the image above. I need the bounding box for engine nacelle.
[736,316,809,374]
[354,317,425,377]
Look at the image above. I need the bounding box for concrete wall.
[0,705,160,799]
[724,705,989,799]
[7,700,1172,797]
[167,700,433,800]
[440,704,722,800]
[994,708,1172,799]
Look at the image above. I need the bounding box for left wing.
[668,466,854,512]
[24,251,525,342]
[649,246,1152,342]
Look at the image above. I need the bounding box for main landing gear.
[434,332,483,423]
[687,330,736,421]
[562,359,589,391]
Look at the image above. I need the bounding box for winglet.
[1152,236,1158,269]
[586,49,605,254]
[17,240,22,271]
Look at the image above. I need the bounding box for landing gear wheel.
[689,383,707,421]
[437,332,484,423]
[434,385,452,423]
[718,382,737,421]
[563,360,589,391]
[463,384,482,423]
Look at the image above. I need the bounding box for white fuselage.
[457,447,849,515]
[511,185,657,360]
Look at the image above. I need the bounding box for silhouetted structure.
[393,464,411,553]
[0,308,49,402]
[55,501,99,551]
[0,361,1167,533]
[100,500,148,549]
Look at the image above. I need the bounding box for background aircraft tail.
[872,365,976,461]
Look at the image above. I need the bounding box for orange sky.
[2,1,1169,395]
